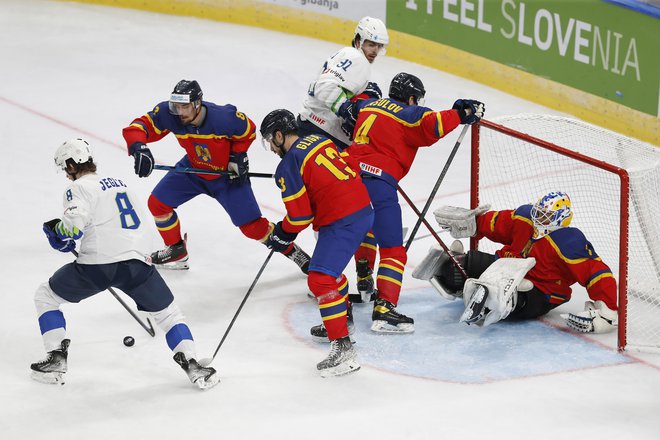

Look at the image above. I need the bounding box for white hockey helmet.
[354,16,389,53]
[54,138,93,171]
[531,191,573,238]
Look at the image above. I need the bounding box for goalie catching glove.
[264,222,298,253]
[433,205,490,239]
[561,300,617,334]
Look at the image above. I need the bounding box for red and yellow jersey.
[122,101,256,181]
[345,97,462,183]
[476,204,618,310]
[275,134,371,233]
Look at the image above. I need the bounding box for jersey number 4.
[115,193,141,230]
[354,114,377,145]
[314,147,356,180]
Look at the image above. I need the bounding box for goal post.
[469,115,660,352]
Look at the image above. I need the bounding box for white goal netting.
[473,114,660,352]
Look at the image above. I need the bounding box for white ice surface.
[1,1,658,439]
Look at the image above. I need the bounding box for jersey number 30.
[115,193,141,230]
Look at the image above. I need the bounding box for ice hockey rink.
[1,0,659,438]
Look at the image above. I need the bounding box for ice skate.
[459,285,490,325]
[310,304,355,343]
[30,339,70,385]
[349,259,375,303]
[316,336,360,378]
[282,243,310,274]
[371,298,415,333]
[173,352,219,390]
[151,235,189,270]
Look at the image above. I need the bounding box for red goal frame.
[469,121,630,350]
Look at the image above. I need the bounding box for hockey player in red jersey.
[339,72,485,333]
[419,191,618,332]
[122,79,310,272]
[260,109,374,377]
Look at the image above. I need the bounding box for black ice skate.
[310,304,355,343]
[316,336,360,378]
[459,285,490,325]
[371,298,415,334]
[151,235,189,270]
[282,243,310,274]
[30,339,70,385]
[173,352,220,390]
[349,259,376,303]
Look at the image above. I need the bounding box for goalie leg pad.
[461,257,536,327]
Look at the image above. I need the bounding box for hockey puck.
[123,336,135,347]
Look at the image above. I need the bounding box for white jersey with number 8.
[60,173,153,264]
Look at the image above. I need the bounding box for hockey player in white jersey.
[31,138,219,389]
[298,16,389,150]
[298,16,388,304]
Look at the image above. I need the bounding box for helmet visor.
[261,133,273,151]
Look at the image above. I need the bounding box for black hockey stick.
[404,124,469,250]
[397,185,468,279]
[154,164,273,179]
[199,249,275,367]
[72,250,156,337]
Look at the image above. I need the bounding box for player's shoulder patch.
[547,227,597,260]
[514,204,534,220]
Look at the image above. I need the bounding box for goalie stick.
[404,124,469,249]
[72,250,156,337]
[199,250,275,367]
[154,164,273,179]
[397,186,468,279]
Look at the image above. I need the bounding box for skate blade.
[195,373,220,390]
[155,258,190,270]
[311,334,355,344]
[318,360,361,378]
[31,370,65,385]
[370,320,415,334]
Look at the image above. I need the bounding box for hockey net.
[470,115,660,352]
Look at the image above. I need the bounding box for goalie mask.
[531,191,573,238]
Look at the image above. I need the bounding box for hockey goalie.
[412,191,618,333]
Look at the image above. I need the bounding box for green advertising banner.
[388,0,660,116]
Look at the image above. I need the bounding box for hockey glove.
[562,300,618,334]
[43,219,76,253]
[228,152,249,184]
[363,82,382,99]
[337,101,360,139]
[265,222,298,253]
[452,99,485,125]
[129,142,154,178]
[433,205,491,239]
